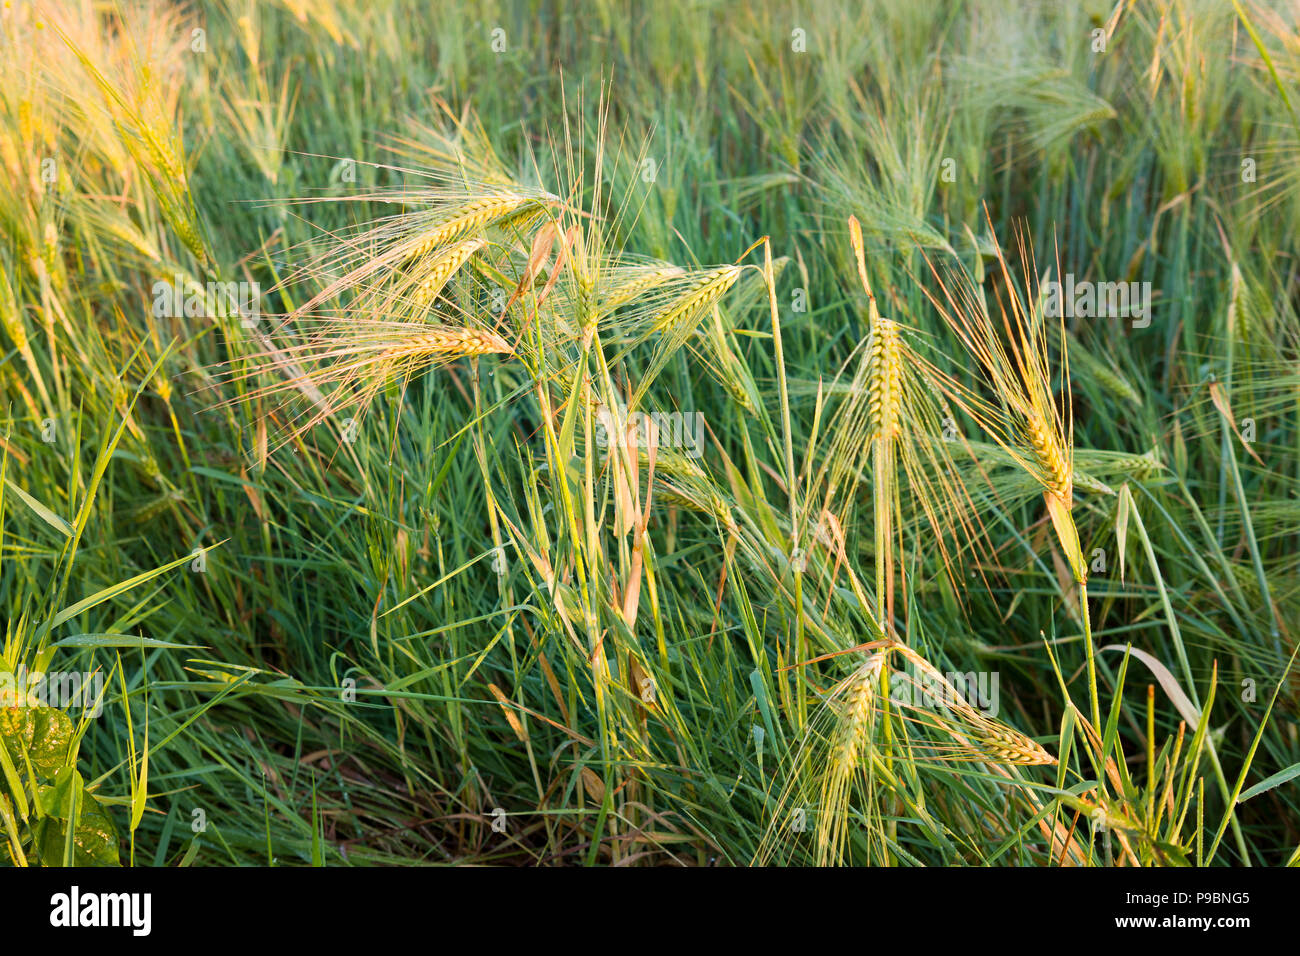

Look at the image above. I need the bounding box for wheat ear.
[403,193,536,260]
[817,656,885,865]
[648,265,742,332]
[382,326,514,360]
[849,216,903,635]
[603,264,686,311]
[409,237,487,309]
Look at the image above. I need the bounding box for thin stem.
[1080,581,1100,732]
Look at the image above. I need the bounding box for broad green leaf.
[35,770,120,867]
[0,706,75,779]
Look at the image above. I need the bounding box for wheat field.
[1,0,1298,869]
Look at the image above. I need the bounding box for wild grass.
[1,0,1298,867]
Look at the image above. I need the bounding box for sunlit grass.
[1,0,1298,867]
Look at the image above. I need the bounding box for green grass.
[1,0,1299,866]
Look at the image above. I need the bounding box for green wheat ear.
[820,216,990,629]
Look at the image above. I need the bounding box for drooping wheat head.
[816,655,885,865]
[602,264,742,409]
[921,218,1087,584]
[888,641,1056,767]
[643,265,743,334]
[213,313,514,452]
[601,263,686,311]
[407,237,488,310]
[208,133,566,452]
[402,193,538,262]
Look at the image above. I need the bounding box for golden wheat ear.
[213,316,516,455]
[755,653,889,867]
[887,642,1056,767]
[208,142,562,451]
[808,218,989,625]
[918,222,1088,586]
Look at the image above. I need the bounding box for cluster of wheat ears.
[209,111,1150,865]
[10,0,1297,867]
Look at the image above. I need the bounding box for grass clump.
[0,0,1298,868]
